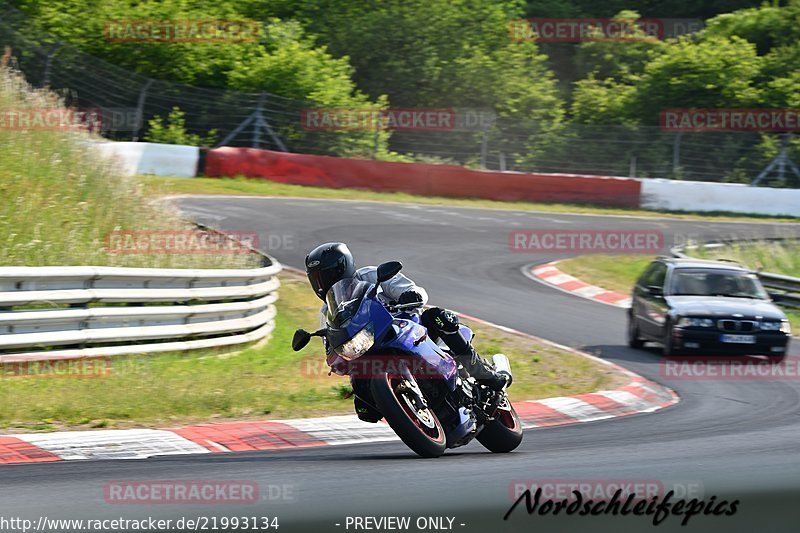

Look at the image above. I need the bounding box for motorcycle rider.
[305,242,510,421]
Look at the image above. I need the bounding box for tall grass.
[698,241,800,278]
[0,65,256,269]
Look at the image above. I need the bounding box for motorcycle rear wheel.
[371,373,446,458]
[477,396,523,453]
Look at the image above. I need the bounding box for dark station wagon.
[627,258,792,360]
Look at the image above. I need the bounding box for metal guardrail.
[0,262,281,362]
[756,272,800,309]
[671,241,800,309]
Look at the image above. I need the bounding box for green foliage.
[630,36,763,123]
[701,2,799,54]
[571,2,799,126]
[13,0,374,104]
[524,0,768,19]
[144,106,217,147]
[10,0,800,172]
[573,11,666,82]
[290,0,526,107]
[0,66,256,269]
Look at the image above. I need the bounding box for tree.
[144,106,218,147]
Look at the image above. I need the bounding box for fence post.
[41,43,62,86]
[753,133,800,186]
[479,128,489,169]
[132,79,153,142]
[251,94,265,148]
[672,132,682,178]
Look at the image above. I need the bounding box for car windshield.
[325,278,371,328]
[669,269,768,299]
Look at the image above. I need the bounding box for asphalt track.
[3,196,800,533]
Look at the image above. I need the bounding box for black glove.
[398,290,424,306]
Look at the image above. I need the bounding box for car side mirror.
[292,329,312,351]
[647,285,664,297]
[376,261,403,283]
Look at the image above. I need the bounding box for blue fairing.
[327,287,393,352]
[326,280,458,388]
[385,321,459,391]
[325,279,472,446]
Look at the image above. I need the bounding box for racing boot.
[426,309,510,391]
[354,396,382,423]
[453,345,511,392]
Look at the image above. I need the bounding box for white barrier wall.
[641,178,800,217]
[92,142,199,178]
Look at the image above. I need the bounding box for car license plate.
[720,334,756,344]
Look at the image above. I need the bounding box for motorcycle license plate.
[720,334,756,344]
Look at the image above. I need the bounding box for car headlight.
[760,320,791,334]
[336,323,375,360]
[677,317,715,328]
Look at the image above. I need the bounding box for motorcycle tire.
[371,372,446,458]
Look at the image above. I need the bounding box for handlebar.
[388,302,424,311]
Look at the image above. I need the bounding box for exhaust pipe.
[492,354,513,388]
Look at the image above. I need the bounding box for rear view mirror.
[647,285,664,297]
[292,329,312,351]
[377,261,403,283]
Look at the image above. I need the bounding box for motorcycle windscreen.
[325,278,371,329]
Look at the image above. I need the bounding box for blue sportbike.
[292,261,523,458]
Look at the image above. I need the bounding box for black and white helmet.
[305,242,356,300]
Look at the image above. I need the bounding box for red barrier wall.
[204,147,641,207]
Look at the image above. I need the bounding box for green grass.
[556,255,653,295]
[0,272,626,432]
[0,67,256,269]
[695,241,800,278]
[140,175,800,223]
[557,249,800,333]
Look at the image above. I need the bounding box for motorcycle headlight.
[677,317,715,328]
[335,323,375,361]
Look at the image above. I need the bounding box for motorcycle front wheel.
[476,395,523,453]
[371,372,446,458]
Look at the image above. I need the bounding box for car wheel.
[662,321,675,356]
[627,314,644,349]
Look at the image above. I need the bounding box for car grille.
[717,319,758,332]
